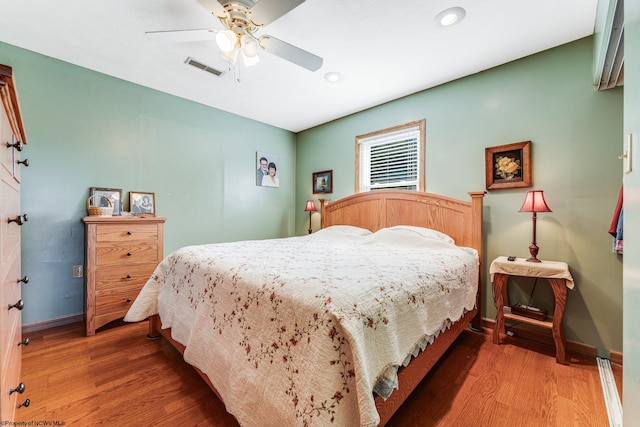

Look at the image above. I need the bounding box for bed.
[124,190,485,426]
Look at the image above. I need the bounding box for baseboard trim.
[609,350,622,366]
[22,313,84,334]
[481,317,597,358]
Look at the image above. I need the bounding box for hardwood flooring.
[16,320,621,426]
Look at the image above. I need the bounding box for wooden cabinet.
[82,216,166,336]
[0,65,29,420]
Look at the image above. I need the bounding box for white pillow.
[313,225,373,238]
[384,225,455,244]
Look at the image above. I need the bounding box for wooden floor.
[16,320,621,426]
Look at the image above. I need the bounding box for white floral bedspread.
[125,225,478,427]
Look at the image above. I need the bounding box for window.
[355,119,425,192]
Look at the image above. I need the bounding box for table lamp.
[518,190,552,262]
[304,200,317,234]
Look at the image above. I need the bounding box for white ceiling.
[0,0,598,132]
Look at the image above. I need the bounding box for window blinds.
[359,125,421,191]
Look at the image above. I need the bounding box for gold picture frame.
[485,141,532,190]
[129,191,156,216]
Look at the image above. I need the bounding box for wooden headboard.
[320,190,486,332]
[320,190,485,258]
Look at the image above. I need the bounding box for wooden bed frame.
[148,189,485,426]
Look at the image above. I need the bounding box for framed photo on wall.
[312,170,333,194]
[130,191,155,216]
[89,187,122,216]
[256,151,281,188]
[485,141,532,190]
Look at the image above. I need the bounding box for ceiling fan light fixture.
[220,48,239,65]
[216,29,238,52]
[241,35,259,57]
[243,53,260,67]
[435,7,466,27]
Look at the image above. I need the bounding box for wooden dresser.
[0,65,29,419]
[82,216,166,336]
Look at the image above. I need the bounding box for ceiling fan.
[147,0,323,72]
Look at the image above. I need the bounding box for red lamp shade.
[305,200,316,234]
[304,200,317,212]
[518,190,552,213]
[519,190,551,262]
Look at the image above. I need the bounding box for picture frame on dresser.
[130,191,155,216]
[89,187,122,216]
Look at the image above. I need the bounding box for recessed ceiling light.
[324,72,342,83]
[435,7,466,27]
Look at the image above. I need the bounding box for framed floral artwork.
[485,141,532,190]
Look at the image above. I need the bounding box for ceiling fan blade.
[145,29,217,43]
[250,0,305,26]
[198,0,228,17]
[260,35,323,71]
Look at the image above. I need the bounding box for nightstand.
[490,256,574,364]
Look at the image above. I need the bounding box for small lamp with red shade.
[518,190,552,262]
[304,200,317,234]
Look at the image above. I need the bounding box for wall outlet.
[73,265,84,278]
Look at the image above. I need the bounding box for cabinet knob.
[127,231,132,235]
[6,141,23,151]
[18,398,30,408]
[17,158,29,167]
[126,274,132,279]
[126,252,132,257]
[18,337,29,346]
[8,300,24,311]
[17,276,29,284]
[8,214,28,226]
[9,383,25,395]
[126,298,132,303]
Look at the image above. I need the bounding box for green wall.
[0,42,297,325]
[296,37,624,356]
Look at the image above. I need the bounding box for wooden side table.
[490,256,574,364]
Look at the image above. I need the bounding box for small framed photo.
[129,191,156,216]
[485,141,532,190]
[312,170,333,194]
[89,187,122,216]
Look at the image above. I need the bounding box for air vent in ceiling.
[184,57,224,77]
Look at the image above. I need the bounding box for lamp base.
[526,243,541,263]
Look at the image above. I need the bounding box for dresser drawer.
[1,316,21,421]
[95,263,157,292]
[96,224,158,243]
[96,242,159,265]
[95,288,140,317]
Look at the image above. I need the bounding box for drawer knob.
[18,337,30,346]
[126,274,132,279]
[8,214,28,226]
[18,398,30,408]
[9,383,25,395]
[126,298,132,303]
[18,276,29,284]
[127,231,132,235]
[17,158,29,167]
[6,141,23,151]
[126,252,132,256]
[8,300,24,311]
